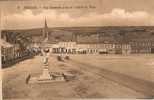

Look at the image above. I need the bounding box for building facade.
[51,41,117,54]
[130,39,153,54]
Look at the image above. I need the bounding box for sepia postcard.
[0,0,154,100]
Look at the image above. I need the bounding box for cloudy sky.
[0,0,154,29]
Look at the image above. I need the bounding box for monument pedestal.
[39,68,53,80]
[28,69,66,84]
[28,63,66,84]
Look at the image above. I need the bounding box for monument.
[28,19,68,84]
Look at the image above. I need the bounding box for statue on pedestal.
[39,48,52,80]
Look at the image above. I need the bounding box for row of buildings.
[49,41,154,55]
[50,42,131,54]
[1,31,39,68]
[2,36,154,68]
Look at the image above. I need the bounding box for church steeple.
[43,18,49,40]
[44,18,48,29]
